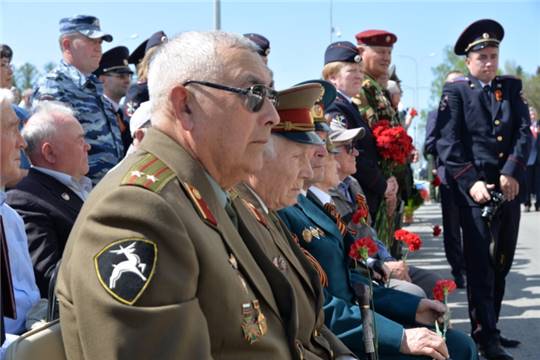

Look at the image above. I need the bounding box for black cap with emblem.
[454,19,504,56]
[243,33,270,57]
[128,30,168,65]
[94,46,133,77]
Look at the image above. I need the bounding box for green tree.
[43,61,56,74]
[429,45,467,106]
[14,62,39,90]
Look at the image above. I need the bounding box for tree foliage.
[14,62,40,90]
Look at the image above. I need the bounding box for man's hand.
[415,299,446,325]
[385,176,399,197]
[400,328,449,360]
[469,181,495,204]
[500,174,519,201]
[384,261,411,282]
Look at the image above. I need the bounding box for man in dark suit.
[437,19,531,360]
[323,41,398,223]
[424,71,466,288]
[7,101,92,297]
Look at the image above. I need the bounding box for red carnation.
[433,279,457,302]
[349,237,378,261]
[431,175,441,187]
[409,107,418,117]
[394,229,422,252]
[432,225,442,237]
[352,207,369,224]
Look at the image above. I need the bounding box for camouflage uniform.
[33,60,124,184]
[353,74,400,128]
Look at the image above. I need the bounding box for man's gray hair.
[23,101,76,156]
[147,31,259,113]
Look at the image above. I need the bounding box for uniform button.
[494,119,501,125]
[497,136,503,141]
[499,152,504,158]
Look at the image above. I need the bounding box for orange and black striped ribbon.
[291,233,328,288]
[323,203,348,236]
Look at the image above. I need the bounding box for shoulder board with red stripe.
[121,153,175,193]
[242,199,268,227]
[180,181,217,226]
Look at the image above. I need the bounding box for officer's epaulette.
[452,76,469,83]
[120,153,175,193]
[180,181,217,226]
[497,75,519,80]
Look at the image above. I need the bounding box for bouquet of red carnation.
[432,225,442,237]
[352,206,369,225]
[349,237,378,262]
[431,175,441,187]
[394,229,422,261]
[409,107,418,117]
[433,279,457,340]
[372,120,415,248]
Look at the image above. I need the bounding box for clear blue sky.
[1,0,539,113]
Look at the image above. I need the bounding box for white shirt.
[33,166,92,201]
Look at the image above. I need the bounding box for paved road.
[405,202,540,359]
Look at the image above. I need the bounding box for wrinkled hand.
[415,299,446,325]
[385,261,411,282]
[469,181,495,204]
[400,327,449,360]
[500,174,519,201]
[385,176,399,197]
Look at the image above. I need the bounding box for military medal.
[272,255,288,272]
[252,299,267,336]
[61,192,70,201]
[495,89,503,102]
[311,227,320,239]
[302,228,313,243]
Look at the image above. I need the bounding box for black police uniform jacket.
[436,75,531,207]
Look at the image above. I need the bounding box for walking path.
[405,203,540,359]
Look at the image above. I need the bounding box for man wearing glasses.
[95,46,134,153]
[55,31,308,359]
[33,15,123,184]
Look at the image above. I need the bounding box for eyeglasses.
[338,142,355,154]
[183,80,278,113]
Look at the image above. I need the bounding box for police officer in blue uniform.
[437,19,531,360]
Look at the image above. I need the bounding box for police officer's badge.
[94,238,157,305]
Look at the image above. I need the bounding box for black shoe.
[499,335,520,348]
[479,340,514,360]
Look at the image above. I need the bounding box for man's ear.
[61,37,72,52]
[42,142,56,163]
[170,85,193,131]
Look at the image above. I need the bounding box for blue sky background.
[1,0,539,144]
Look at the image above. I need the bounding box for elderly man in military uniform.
[95,46,133,153]
[56,31,305,359]
[234,82,356,360]
[33,15,123,184]
[437,19,531,360]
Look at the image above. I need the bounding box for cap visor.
[331,127,365,142]
[314,122,331,132]
[275,131,324,146]
[81,30,113,42]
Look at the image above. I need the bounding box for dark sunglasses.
[183,80,278,113]
[338,142,355,154]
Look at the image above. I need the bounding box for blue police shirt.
[33,60,124,184]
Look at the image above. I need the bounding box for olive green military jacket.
[55,128,293,360]
[233,183,355,360]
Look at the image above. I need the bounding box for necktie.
[225,198,239,229]
[323,203,348,236]
[483,85,492,107]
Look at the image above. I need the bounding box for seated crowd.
[0,13,485,360]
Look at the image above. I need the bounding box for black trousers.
[460,199,520,343]
[440,182,465,277]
